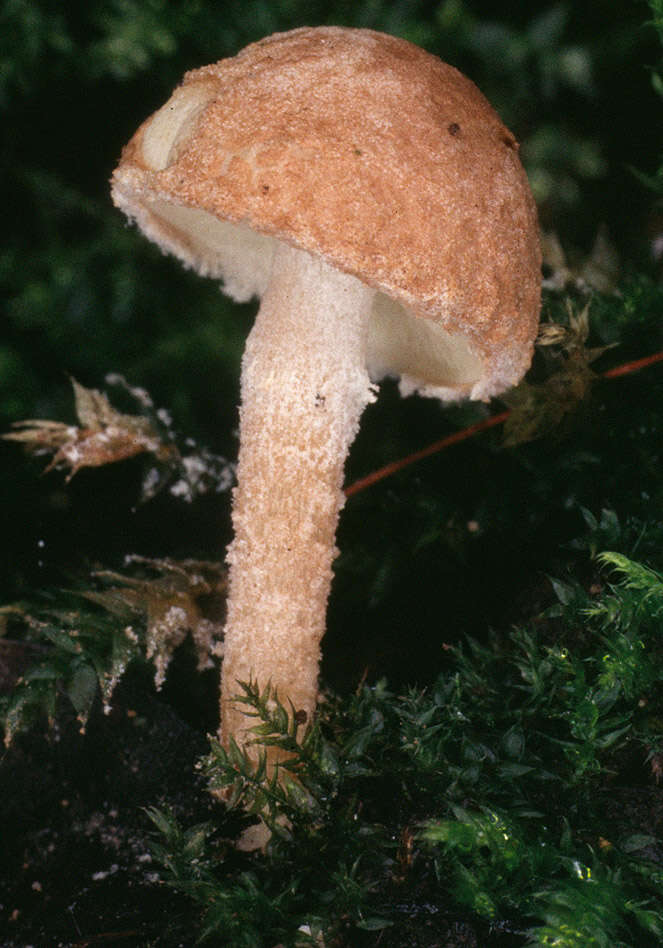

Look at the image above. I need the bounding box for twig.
[344,350,663,497]
[600,350,663,379]
[70,931,140,947]
[344,412,508,498]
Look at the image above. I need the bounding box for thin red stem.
[600,350,663,379]
[344,411,508,498]
[344,349,663,497]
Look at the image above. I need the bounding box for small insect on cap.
[111,25,541,402]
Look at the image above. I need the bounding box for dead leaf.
[503,301,613,446]
[3,378,177,479]
[542,226,620,294]
[85,557,226,689]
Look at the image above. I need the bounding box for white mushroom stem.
[220,242,377,768]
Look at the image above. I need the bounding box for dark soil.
[0,664,214,947]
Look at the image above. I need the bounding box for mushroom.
[111,27,541,779]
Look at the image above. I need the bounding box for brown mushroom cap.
[111,25,541,402]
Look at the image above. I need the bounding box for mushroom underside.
[135,198,484,396]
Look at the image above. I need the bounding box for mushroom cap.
[111,26,541,400]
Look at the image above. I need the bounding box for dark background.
[3,4,663,946]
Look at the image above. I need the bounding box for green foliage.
[201,682,328,829]
[143,807,296,946]
[0,555,224,744]
[0,598,142,744]
[634,0,663,196]
[141,548,663,945]
[0,0,72,106]
[8,538,662,944]
[3,2,663,945]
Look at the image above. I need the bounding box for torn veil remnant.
[111,26,541,789]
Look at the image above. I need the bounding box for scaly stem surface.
[220,242,376,770]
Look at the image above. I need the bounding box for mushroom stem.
[220,242,377,769]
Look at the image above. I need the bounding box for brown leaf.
[3,378,176,479]
[542,226,620,294]
[86,557,226,689]
[503,301,611,446]
[3,419,74,453]
[502,355,595,446]
[72,378,116,429]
